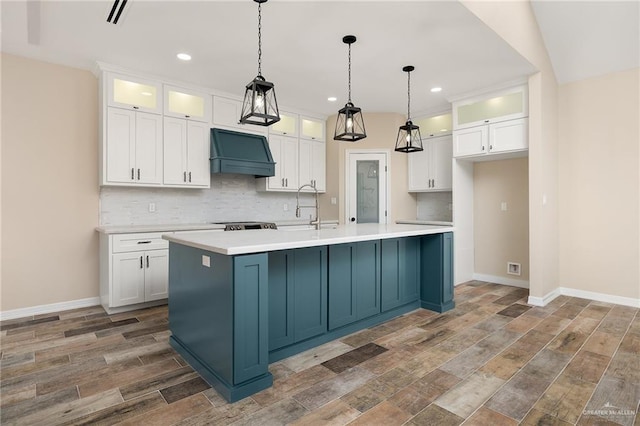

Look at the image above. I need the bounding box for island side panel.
[420,232,455,313]
[168,243,234,384]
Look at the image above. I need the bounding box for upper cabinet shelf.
[269,111,298,137]
[453,85,528,130]
[414,112,452,138]
[106,73,162,114]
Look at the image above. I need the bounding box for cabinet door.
[453,85,527,130]
[269,111,298,137]
[266,136,285,190]
[135,112,163,184]
[164,85,211,122]
[430,135,453,191]
[381,238,420,312]
[212,96,267,135]
[186,121,211,187]
[300,116,325,141]
[293,247,327,341]
[453,126,487,158]
[268,251,295,350]
[311,140,326,192]
[328,241,380,330]
[106,108,136,183]
[407,146,430,191]
[489,118,528,153]
[267,135,298,190]
[163,117,188,185]
[107,73,161,113]
[112,252,146,307]
[145,249,169,301]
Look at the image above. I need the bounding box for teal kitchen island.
[163,224,454,402]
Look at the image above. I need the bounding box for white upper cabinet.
[299,139,326,192]
[408,135,452,192]
[212,96,267,135]
[414,113,453,138]
[163,117,210,188]
[300,115,325,141]
[453,85,528,130]
[164,85,212,122]
[269,111,298,137]
[107,73,162,114]
[105,107,163,185]
[452,85,529,160]
[258,134,299,191]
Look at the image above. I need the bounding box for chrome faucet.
[296,184,320,230]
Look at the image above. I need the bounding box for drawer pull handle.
[140,256,143,269]
[146,255,149,268]
[137,241,152,244]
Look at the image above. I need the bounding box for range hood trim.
[210,128,276,178]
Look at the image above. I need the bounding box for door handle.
[350,217,356,222]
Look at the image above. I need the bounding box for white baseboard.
[528,288,561,307]
[0,297,101,321]
[559,287,640,308]
[473,273,530,289]
[527,287,640,308]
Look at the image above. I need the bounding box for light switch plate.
[202,255,210,267]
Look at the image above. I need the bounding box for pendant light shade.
[240,0,280,126]
[334,35,366,141]
[395,66,423,153]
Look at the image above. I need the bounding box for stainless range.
[214,221,278,231]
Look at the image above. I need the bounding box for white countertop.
[163,223,454,255]
[396,219,454,226]
[95,219,340,235]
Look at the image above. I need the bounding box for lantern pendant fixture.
[395,65,423,153]
[240,0,280,126]
[334,35,367,142]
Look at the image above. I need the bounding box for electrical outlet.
[331,197,337,205]
[283,203,289,211]
[202,255,210,268]
[501,202,507,211]
[148,203,156,213]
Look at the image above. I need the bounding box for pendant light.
[240,0,280,126]
[334,35,366,142]
[395,66,423,153]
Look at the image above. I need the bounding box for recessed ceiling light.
[430,87,442,93]
[177,53,192,61]
[327,96,337,102]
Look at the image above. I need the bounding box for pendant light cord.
[348,42,352,103]
[407,70,411,121]
[257,2,262,77]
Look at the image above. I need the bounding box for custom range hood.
[210,128,275,177]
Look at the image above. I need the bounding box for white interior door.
[346,151,389,224]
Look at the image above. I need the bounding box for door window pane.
[356,160,379,223]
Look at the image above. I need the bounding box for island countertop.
[163,223,454,255]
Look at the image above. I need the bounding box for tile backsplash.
[100,174,315,226]
[416,192,453,222]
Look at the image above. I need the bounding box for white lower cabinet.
[163,117,210,187]
[453,118,528,159]
[408,135,452,192]
[100,232,169,313]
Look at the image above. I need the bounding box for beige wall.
[462,1,560,299]
[1,54,99,311]
[558,68,640,299]
[321,112,417,224]
[474,158,529,281]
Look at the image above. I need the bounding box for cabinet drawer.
[112,232,169,253]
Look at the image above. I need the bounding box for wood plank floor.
[1,282,638,425]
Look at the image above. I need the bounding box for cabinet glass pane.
[168,90,205,117]
[415,113,452,137]
[113,79,158,109]
[271,113,297,135]
[457,91,523,125]
[301,118,323,139]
